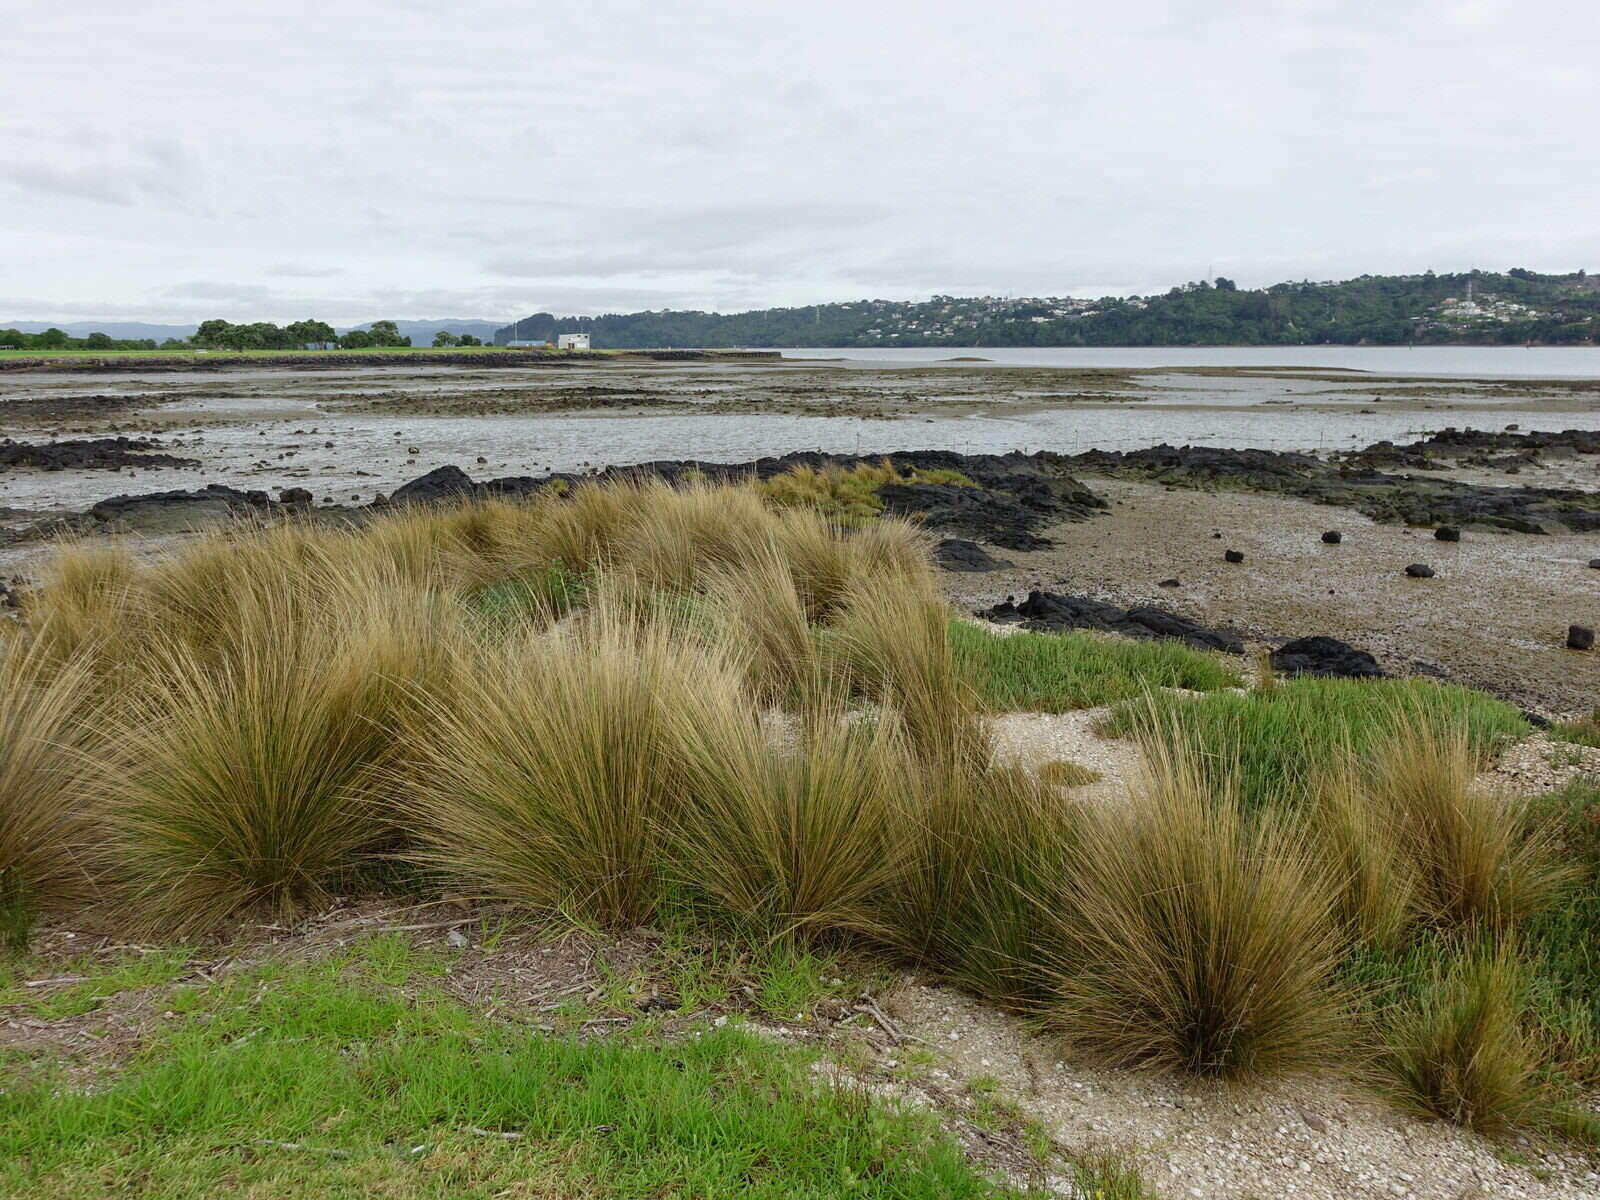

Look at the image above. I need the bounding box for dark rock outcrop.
[0,436,197,472]
[933,538,1014,572]
[1065,442,1600,534]
[1569,625,1595,651]
[1405,563,1436,578]
[984,589,1245,654]
[1224,549,1244,563]
[389,464,478,504]
[1321,530,1342,544]
[88,484,275,534]
[1269,636,1385,679]
[1434,526,1461,542]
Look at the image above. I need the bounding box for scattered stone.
[1569,625,1595,651]
[1321,530,1342,544]
[985,590,1244,654]
[1157,578,1180,588]
[279,487,313,507]
[1270,636,1384,679]
[1589,558,1600,569]
[1404,563,1435,578]
[933,538,1014,573]
[1223,550,1244,563]
[1434,526,1461,542]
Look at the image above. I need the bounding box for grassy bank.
[2,471,1596,1188]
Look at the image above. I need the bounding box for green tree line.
[495,268,1600,348]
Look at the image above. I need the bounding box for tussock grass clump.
[400,611,732,928]
[1366,727,1571,933]
[1044,738,1346,1076]
[23,541,143,677]
[707,551,824,708]
[950,620,1241,713]
[0,637,99,947]
[1107,677,1528,813]
[882,761,1074,1007]
[756,459,975,525]
[1308,758,1417,951]
[614,481,772,591]
[1036,759,1104,789]
[1380,944,1547,1134]
[668,695,911,942]
[108,591,450,933]
[833,582,986,767]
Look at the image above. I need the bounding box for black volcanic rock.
[1434,526,1461,542]
[933,538,1014,572]
[1321,530,1342,544]
[87,483,275,535]
[1270,636,1385,679]
[1569,625,1595,651]
[390,464,477,504]
[0,436,198,472]
[1224,549,1245,563]
[984,589,1244,654]
[1064,442,1600,534]
[1405,563,1436,578]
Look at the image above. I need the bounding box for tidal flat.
[0,355,1596,714]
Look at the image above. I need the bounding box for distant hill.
[496,269,1600,348]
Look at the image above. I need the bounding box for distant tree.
[340,329,374,349]
[285,319,336,346]
[432,331,460,347]
[366,320,404,347]
[1214,277,1237,291]
[160,338,188,349]
[193,319,234,348]
[84,332,115,348]
[457,333,482,346]
[36,328,68,348]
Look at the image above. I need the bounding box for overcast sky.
[3,0,1597,324]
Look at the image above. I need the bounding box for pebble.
[1405,563,1435,578]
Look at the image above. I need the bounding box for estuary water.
[777,345,1600,378]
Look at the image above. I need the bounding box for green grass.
[462,564,589,629]
[1522,780,1600,1087]
[0,947,192,1019]
[950,620,1241,712]
[0,954,1023,1199]
[1551,711,1600,750]
[1105,677,1528,812]
[1071,1151,1159,1199]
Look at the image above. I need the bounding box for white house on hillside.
[557,332,590,350]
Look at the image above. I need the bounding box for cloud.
[268,264,345,279]
[3,0,1596,321]
[162,281,276,302]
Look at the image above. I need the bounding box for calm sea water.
[777,346,1600,378]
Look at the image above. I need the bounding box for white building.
[557,332,590,350]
